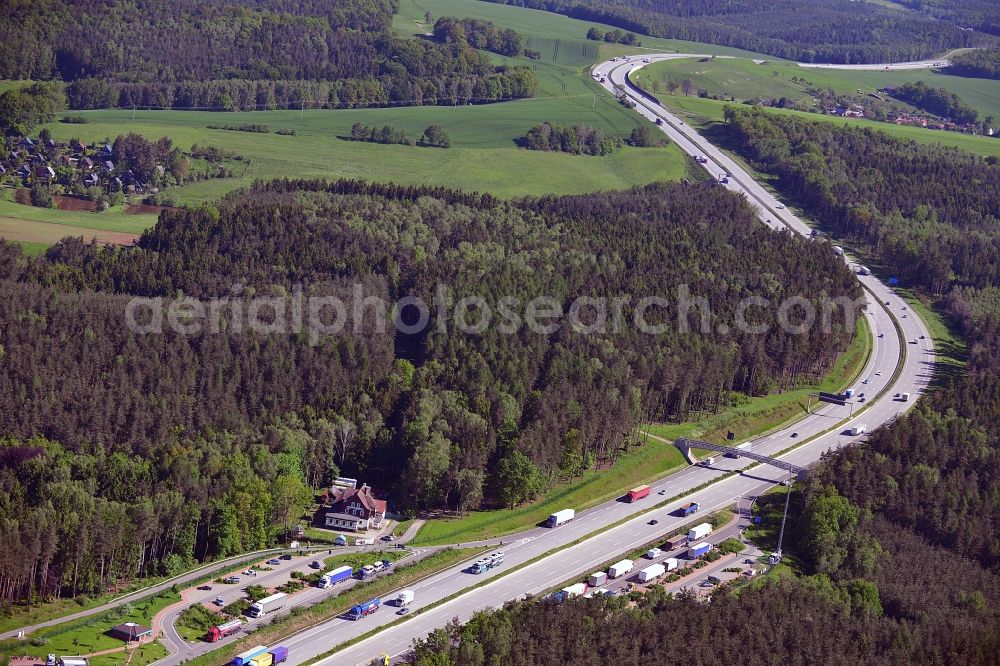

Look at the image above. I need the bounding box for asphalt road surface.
[9,53,936,666]
[288,56,932,666]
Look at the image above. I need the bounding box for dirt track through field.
[0,216,140,246]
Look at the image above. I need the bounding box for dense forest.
[484,0,992,63]
[0,0,537,110]
[947,47,1000,79]
[889,80,979,123]
[407,309,1000,666]
[0,179,860,606]
[723,106,1000,294]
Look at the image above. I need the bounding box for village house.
[320,482,387,532]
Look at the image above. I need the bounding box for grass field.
[0,591,178,664]
[3,0,782,249]
[634,56,1000,121]
[646,94,1000,157]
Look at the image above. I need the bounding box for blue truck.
[347,597,381,620]
[688,542,712,559]
[319,565,353,589]
[679,502,700,517]
[268,647,288,665]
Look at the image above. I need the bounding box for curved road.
[11,54,937,666]
[226,56,933,666]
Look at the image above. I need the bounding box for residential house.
[321,483,386,532]
[81,156,94,170]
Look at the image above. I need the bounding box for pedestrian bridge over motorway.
[674,437,808,480]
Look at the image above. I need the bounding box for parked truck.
[844,388,855,398]
[546,508,575,528]
[588,571,608,587]
[626,485,651,502]
[250,652,272,666]
[850,424,867,436]
[608,559,634,579]
[688,523,713,541]
[249,593,287,619]
[901,392,910,402]
[679,502,700,517]
[664,557,679,572]
[561,582,588,599]
[232,646,269,666]
[646,548,663,559]
[319,565,354,589]
[666,535,689,550]
[638,563,666,582]
[347,597,381,620]
[268,647,288,665]
[688,542,712,559]
[206,619,243,642]
[396,590,415,606]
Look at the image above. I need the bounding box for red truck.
[626,485,651,502]
[206,619,243,642]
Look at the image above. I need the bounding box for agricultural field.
[634,56,1000,120]
[645,92,1000,157]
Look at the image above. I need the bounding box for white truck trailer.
[249,593,287,619]
[608,559,634,579]
[688,522,713,541]
[546,509,576,528]
[638,563,666,582]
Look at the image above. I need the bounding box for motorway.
[209,55,934,666]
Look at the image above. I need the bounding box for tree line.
[0,178,860,605]
[0,0,537,111]
[433,17,540,59]
[483,0,990,63]
[349,123,451,148]
[586,27,641,45]
[723,105,1000,294]
[947,48,1000,80]
[890,80,979,124]
[521,122,622,155]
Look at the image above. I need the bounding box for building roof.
[109,623,152,640]
[327,484,385,515]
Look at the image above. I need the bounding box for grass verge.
[0,591,179,662]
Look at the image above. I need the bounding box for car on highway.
[266,558,281,565]
[648,519,659,525]
[197,585,213,591]
[920,335,926,339]
[875,371,882,376]
[790,432,799,438]
[862,379,869,384]
[396,607,410,615]
[658,489,667,495]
